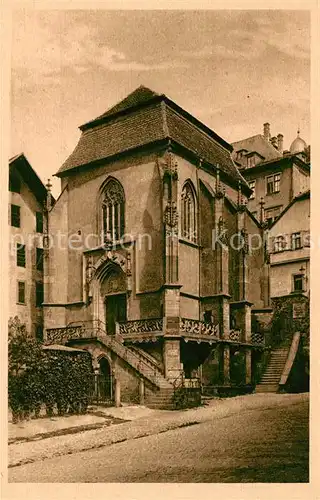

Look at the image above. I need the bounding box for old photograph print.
[7,9,310,484]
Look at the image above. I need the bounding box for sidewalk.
[8,404,157,444]
[8,392,309,468]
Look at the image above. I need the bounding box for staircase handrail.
[128,345,164,373]
[279,332,301,387]
[47,320,170,389]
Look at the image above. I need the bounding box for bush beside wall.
[8,316,93,422]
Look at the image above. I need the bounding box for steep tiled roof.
[81,85,161,129]
[56,86,247,188]
[270,189,310,228]
[165,107,244,183]
[232,134,281,165]
[58,104,165,174]
[9,153,55,205]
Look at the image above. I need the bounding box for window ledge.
[179,238,199,249]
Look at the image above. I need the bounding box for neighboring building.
[43,86,269,403]
[268,190,310,300]
[264,189,310,381]
[9,153,53,339]
[232,124,310,224]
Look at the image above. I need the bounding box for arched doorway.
[97,356,113,403]
[100,267,127,334]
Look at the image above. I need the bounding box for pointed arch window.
[102,179,125,242]
[181,182,197,243]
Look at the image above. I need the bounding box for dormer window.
[236,149,248,161]
[247,156,256,168]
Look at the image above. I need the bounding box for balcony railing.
[46,320,106,344]
[118,318,163,335]
[180,318,220,337]
[229,329,242,342]
[250,331,265,345]
[46,318,264,347]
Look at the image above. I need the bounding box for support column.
[245,349,252,385]
[163,339,181,380]
[243,303,252,342]
[139,378,145,405]
[223,345,231,385]
[160,148,179,285]
[115,379,121,407]
[94,368,99,403]
[221,296,230,339]
[219,344,230,385]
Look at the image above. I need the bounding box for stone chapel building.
[43,86,269,406]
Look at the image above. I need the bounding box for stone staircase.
[94,333,172,391]
[255,347,289,393]
[127,345,164,374]
[145,387,176,410]
[46,322,197,410]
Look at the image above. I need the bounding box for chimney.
[270,136,278,149]
[277,134,283,155]
[263,123,270,141]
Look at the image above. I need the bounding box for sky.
[10,9,310,197]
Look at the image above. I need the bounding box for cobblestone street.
[9,393,309,483]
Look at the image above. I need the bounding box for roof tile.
[57,86,247,188]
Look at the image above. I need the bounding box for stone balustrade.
[46,318,264,348]
[250,331,265,345]
[229,329,242,342]
[179,318,220,337]
[46,320,106,344]
[118,318,163,335]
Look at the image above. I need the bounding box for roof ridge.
[232,134,263,145]
[81,85,161,129]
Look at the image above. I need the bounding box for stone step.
[263,372,283,377]
[268,358,287,362]
[255,385,278,393]
[265,368,285,372]
[264,366,284,370]
[256,382,279,386]
[260,377,280,380]
[263,366,284,370]
[260,378,280,384]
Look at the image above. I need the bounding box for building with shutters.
[8,153,53,339]
[232,124,310,225]
[268,189,310,300]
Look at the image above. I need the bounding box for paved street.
[9,395,308,483]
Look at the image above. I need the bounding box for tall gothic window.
[102,179,125,242]
[181,181,197,243]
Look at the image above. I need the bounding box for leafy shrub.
[8,316,93,422]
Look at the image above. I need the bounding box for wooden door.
[105,294,127,334]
